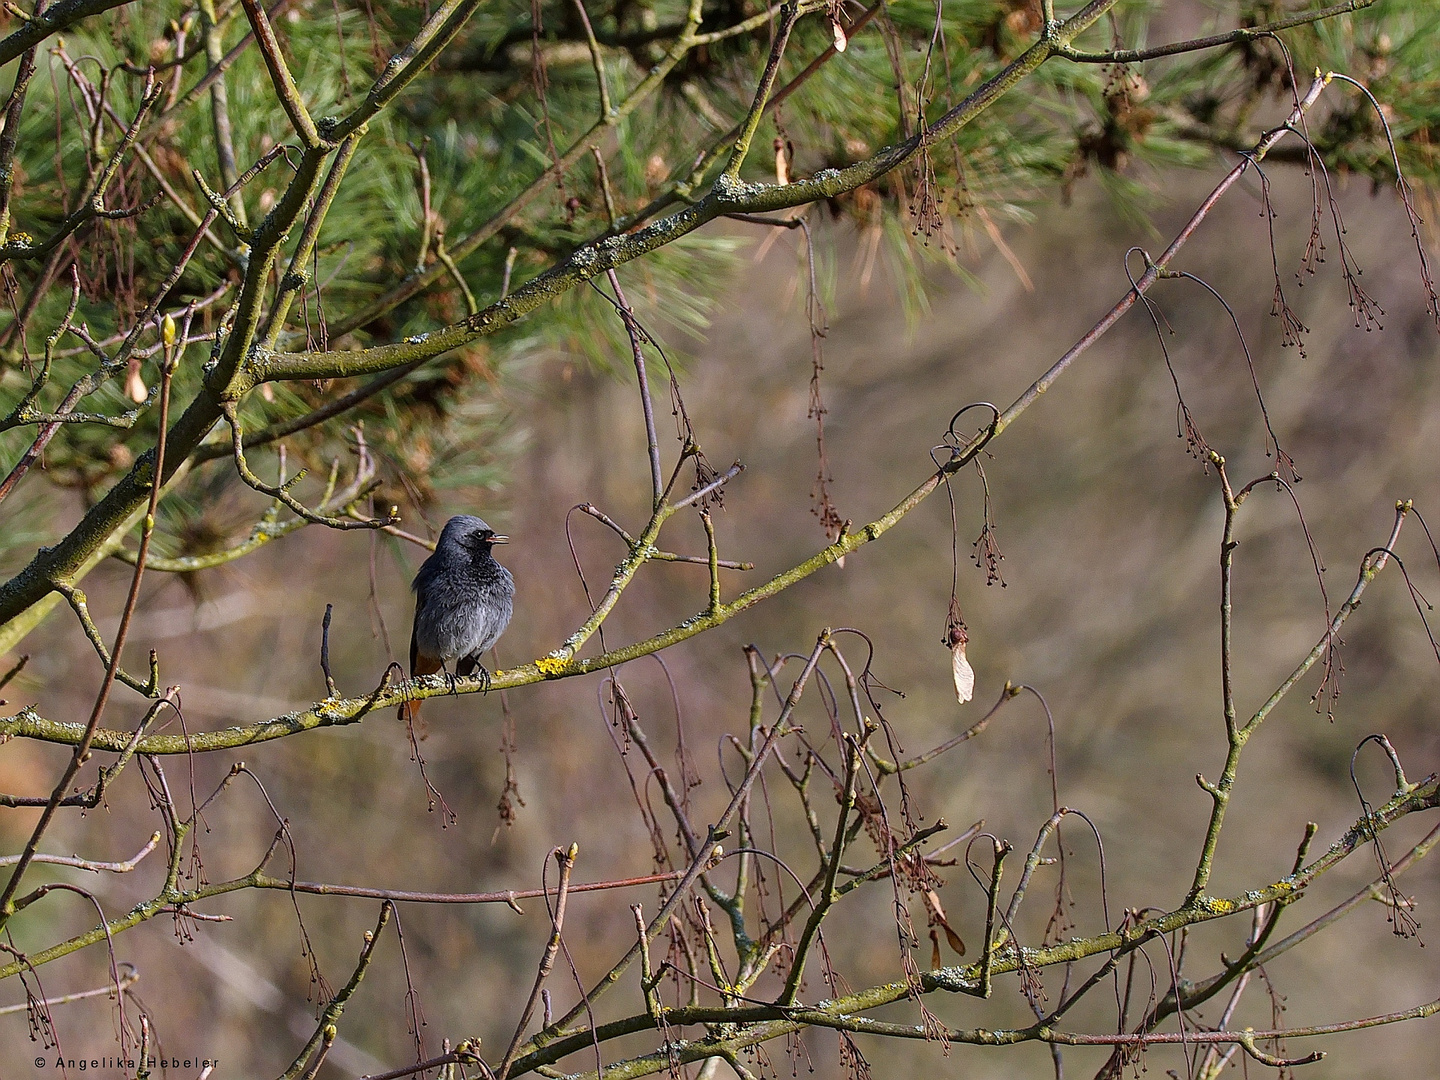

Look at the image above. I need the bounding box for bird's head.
[440,514,509,555]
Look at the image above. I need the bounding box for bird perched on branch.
[401,515,514,723]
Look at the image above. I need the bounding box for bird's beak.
[490,535,509,545]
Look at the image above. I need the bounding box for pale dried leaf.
[951,641,974,703]
[125,359,147,403]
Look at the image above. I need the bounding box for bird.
[400,515,515,724]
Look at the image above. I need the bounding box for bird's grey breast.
[412,552,514,661]
[458,561,514,658]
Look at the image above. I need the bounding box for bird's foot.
[444,670,460,696]
[477,666,492,694]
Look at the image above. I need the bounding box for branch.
[605,268,664,509]
[0,0,134,67]
[0,70,164,266]
[871,683,1022,773]
[165,0,300,121]
[1163,817,1440,1025]
[191,362,423,464]
[242,868,684,907]
[0,326,178,926]
[259,0,1121,382]
[237,0,320,146]
[534,634,830,1043]
[571,0,610,119]
[0,269,82,434]
[0,964,138,1017]
[318,0,745,341]
[280,902,392,1080]
[506,977,1436,1080]
[52,582,159,695]
[220,401,395,531]
[778,730,861,1004]
[498,845,578,1080]
[0,30,39,247]
[3,772,1434,1053]
[721,3,800,181]
[1057,0,1377,64]
[110,499,338,571]
[333,0,491,142]
[0,832,160,872]
[258,131,363,349]
[1188,500,1409,903]
[197,0,248,228]
[1245,501,1410,737]
[493,775,1439,1074]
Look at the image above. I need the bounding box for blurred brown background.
[2,164,1438,1078]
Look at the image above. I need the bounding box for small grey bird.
[401,515,514,723]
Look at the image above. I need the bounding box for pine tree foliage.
[0,0,1435,576]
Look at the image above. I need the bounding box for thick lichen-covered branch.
[0,0,136,67]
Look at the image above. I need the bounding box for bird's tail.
[401,653,443,725]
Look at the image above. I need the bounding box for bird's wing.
[402,616,443,726]
[410,609,443,677]
[412,650,444,677]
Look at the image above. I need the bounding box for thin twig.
[498,844,578,1080]
[238,0,321,145]
[722,3,801,181]
[0,964,138,1016]
[605,268,664,509]
[0,832,161,872]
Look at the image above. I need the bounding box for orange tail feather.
[400,653,444,723]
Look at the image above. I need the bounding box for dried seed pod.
[831,18,848,52]
[947,621,974,703]
[922,887,965,957]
